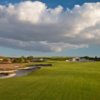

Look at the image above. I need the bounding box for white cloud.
[0,1,100,52]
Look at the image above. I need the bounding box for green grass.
[0,61,100,100]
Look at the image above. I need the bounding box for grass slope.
[0,61,100,100]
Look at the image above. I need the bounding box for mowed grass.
[0,61,100,100]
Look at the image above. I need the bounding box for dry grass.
[0,63,30,71]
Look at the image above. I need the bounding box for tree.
[27,56,34,62]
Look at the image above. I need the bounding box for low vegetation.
[0,63,34,71]
[0,61,100,100]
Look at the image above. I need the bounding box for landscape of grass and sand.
[0,61,100,100]
[0,0,100,100]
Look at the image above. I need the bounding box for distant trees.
[12,56,34,63]
[0,56,100,64]
[45,57,67,61]
[27,56,34,62]
[12,58,23,63]
[2,58,12,64]
[12,56,28,63]
[82,56,100,61]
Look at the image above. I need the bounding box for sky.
[0,0,100,57]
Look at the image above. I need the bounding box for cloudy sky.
[0,0,100,57]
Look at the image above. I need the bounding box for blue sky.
[0,0,100,8]
[0,0,100,57]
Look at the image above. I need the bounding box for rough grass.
[0,61,100,100]
[0,63,36,70]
